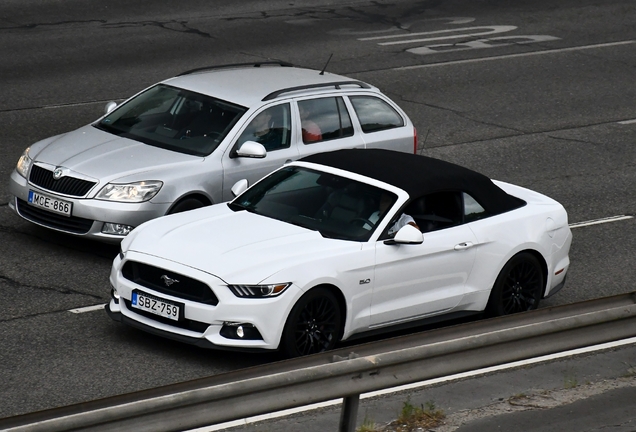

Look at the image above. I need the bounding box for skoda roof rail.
[262,80,371,101]
[178,61,294,77]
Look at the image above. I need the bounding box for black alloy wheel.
[486,252,544,316]
[281,288,342,358]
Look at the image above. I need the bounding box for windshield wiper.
[94,122,124,135]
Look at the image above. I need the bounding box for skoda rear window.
[95,84,247,156]
[349,95,404,133]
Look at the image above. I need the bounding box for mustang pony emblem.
[160,275,179,287]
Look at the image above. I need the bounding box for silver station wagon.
[9,62,416,242]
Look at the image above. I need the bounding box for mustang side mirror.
[104,101,118,114]
[231,179,249,197]
[384,224,423,245]
[236,141,266,159]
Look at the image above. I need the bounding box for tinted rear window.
[350,96,404,133]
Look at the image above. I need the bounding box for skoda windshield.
[95,84,246,156]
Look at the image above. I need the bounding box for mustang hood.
[31,125,199,181]
[126,205,360,283]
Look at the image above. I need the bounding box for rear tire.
[168,198,206,214]
[280,287,342,358]
[485,252,544,317]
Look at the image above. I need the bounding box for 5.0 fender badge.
[359,279,371,285]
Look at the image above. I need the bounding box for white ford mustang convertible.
[107,149,572,357]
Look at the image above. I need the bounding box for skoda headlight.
[227,283,291,298]
[96,181,163,202]
[16,147,33,178]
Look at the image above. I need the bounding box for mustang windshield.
[95,84,246,156]
[231,166,396,241]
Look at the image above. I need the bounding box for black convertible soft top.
[300,149,525,215]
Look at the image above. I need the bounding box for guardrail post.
[339,394,360,432]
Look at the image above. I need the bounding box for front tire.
[281,287,342,358]
[486,252,544,317]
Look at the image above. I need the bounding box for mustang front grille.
[122,261,219,305]
[29,165,97,197]
[16,198,93,234]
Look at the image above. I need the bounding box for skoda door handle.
[454,242,474,251]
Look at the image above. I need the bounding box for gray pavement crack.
[218,1,441,26]
[0,273,103,302]
[103,20,214,39]
[346,0,443,27]
[223,10,304,21]
[0,223,25,235]
[0,219,119,260]
[345,6,410,29]
[0,19,107,30]
[546,134,604,146]
[398,96,525,134]
[0,19,213,39]
[0,306,105,324]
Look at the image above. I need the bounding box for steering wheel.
[203,131,222,140]
[350,217,375,228]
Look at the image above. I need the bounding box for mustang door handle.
[454,242,474,250]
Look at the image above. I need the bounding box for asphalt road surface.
[1,0,635,420]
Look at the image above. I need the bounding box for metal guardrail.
[2,292,636,432]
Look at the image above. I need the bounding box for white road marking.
[618,119,636,125]
[407,35,560,56]
[569,215,633,229]
[391,40,636,70]
[189,336,636,432]
[68,304,106,314]
[359,25,517,45]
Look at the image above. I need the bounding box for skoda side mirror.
[235,141,266,159]
[104,101,118,114]
[231,179,249,197]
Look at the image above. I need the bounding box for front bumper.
[9,169,170,242]
[108,252,300,351]
[105,302,267,352]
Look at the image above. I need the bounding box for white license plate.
[131,290,181,321]
[28,190,72,216]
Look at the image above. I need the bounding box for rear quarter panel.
[462,181,571,310]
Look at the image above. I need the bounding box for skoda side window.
[298,97,354,144]
[235,104,292,152]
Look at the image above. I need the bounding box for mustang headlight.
[96,181,163,202]
[227,283,291,298]
[16,147,33,178]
